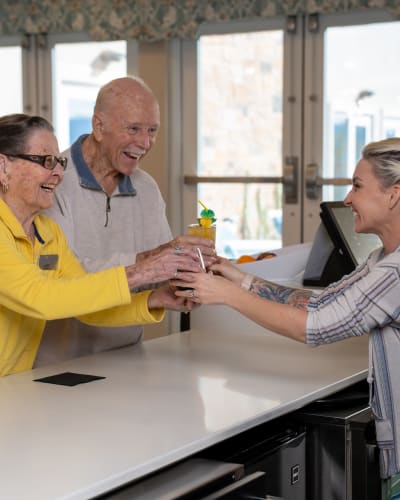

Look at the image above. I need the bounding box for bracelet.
[240,274,255,291]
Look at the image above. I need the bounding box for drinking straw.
[198,199,209,211]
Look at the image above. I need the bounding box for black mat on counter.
[34,371,105,386]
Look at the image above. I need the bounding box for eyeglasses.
[7,153,68,171]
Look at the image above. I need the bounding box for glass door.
[303,10,400,240]
[181,18,303,258]
[196,28,284,259]
[181,10,400,256]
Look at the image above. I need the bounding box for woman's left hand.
[172,271,238,306]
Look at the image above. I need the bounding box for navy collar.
[71,135,137,195]
[33,222,45,244]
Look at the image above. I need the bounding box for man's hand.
[125,246,203,290]
[137,235,216,269]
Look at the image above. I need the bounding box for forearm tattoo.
[249,277,312,309]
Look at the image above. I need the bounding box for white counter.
[0,307,368,500]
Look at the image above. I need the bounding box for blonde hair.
[362,137,400,188]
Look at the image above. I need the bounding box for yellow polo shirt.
[0,200,164,376]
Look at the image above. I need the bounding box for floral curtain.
[0,0,399,41]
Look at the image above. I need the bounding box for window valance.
[1,1,398,41]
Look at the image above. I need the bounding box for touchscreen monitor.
[303,202,381,287]
[320,201,381,266]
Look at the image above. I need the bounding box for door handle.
[305,163,321,200]
[306,163,352,199]
[283,156,298,204]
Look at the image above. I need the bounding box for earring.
[1,181,9,193]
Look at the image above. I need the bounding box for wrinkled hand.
[137,235,217,269]
[148,284,198,312]
[125,246,204,290]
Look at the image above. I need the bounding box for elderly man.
[35,76,214,365]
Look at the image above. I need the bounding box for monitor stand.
[303,224,355,287]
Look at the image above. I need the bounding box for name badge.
[39,254,59,270]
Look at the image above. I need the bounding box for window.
[52,40,128,150]
[0,44,22,114]
[180,12,400,254]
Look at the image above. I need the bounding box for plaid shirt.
[307,246,400,478]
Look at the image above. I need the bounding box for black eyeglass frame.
[6,153,68,171]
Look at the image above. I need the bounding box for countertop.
[0,306,368,500]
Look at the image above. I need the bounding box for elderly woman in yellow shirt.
[0,113,201,376]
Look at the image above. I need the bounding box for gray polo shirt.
[35,135,172,366]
